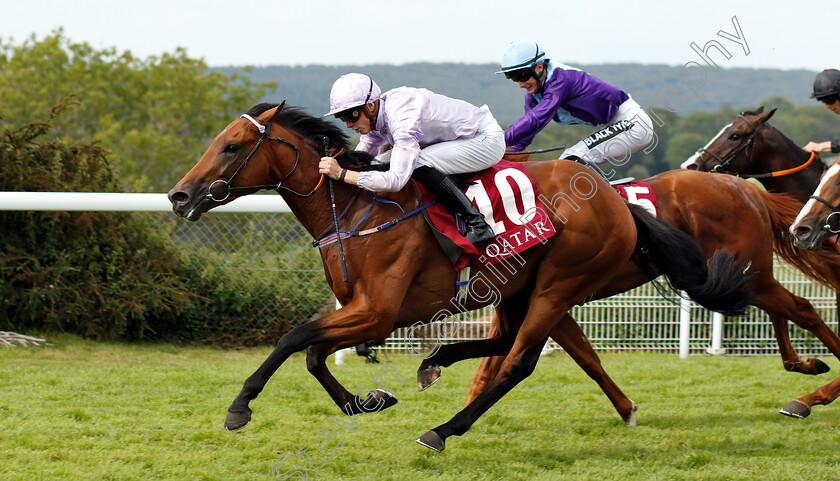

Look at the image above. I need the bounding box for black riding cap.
[810,69,840,99]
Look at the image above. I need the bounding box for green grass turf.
[2,334,840,480]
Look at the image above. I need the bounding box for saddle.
[414,160,557,269]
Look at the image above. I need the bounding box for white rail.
[0,191,291,213]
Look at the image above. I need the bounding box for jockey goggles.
[335,107,364,123]
[818,94,839,105]
[504,68,538,83]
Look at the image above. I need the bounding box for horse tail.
[628,203,753,316]
[758,188,840,291]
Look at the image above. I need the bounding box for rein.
[313,197,436,248]
[205,114,325,202]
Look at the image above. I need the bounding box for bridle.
[808,191,840,234]
[697,115,821,179]
[696,115,764,176]
[205,113,324,202]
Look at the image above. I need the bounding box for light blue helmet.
[496,39,546,74]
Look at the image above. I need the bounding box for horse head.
[168,102,351,221]
[790,159,840,250]
[681,106,777,173]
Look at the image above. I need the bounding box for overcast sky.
[1,0,833,72]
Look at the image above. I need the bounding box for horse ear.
[754,106,765,114]
[765,107,777,121]
[270,101,286,123]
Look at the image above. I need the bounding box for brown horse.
[681,107,826,204]
[787,159,840,418]
[682,108,840,418]
[464,169,840,420]
[168,102,750,451]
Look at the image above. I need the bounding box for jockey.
[319,73,505,245]
[498,39,654,179]
[804,69,840,155]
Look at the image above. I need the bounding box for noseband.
[696,115,763,176]
[808,194,840,233]
[206,114,323,202]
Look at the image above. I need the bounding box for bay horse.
[682,107,840,418]
[680,107,826,204]
[463,169,840,421]
[168,102,750,451]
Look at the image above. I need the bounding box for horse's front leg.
[225,302,398,431]
[306,343,398,415]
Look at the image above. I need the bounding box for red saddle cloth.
[612,181,659,217]
[416,160,557,270]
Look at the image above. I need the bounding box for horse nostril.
[685,164,698,171]
[169,191,189,204]
[795,225,811,238]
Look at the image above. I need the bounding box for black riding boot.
[413,166,496,245]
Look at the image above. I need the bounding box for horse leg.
[780,376,840,419]
[225,301,398,431]
[464,312,637,424]
[416,327,549,452]
[464,321,506,406]
[418,294,527,390]
[306,343,398,415]
[755,284,835,374]
[416,270,611,452]
[549,313,637,425]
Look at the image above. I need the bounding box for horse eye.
[728,133,741,141]
[223,143,240,154]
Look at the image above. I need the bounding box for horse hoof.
[361,389,398,412]
[225,410,252,431]
[623,401,639,426]
[813,358,831,375]
[416,430,445,452]
[779,399,811,419]
[417,366,441,391]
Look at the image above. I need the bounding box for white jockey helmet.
[325,73,382,117]
[496,39,546,74]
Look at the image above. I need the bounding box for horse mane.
[246,102,380,171]
[764,123,812,157]
[757,187,840,292]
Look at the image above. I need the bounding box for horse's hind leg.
[780,376,840,419]
[306,343,398,415]
[464,313,637,424]
[754,282,835,374]
[549,313,637,424]
[418,294,526,390]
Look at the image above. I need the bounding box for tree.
[0,31,275,192]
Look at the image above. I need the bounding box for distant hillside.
[214,63,819,126]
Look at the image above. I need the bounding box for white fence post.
[679,293,691,359]
[707,312,726,355]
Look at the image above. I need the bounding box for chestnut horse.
[464,169,840,420]
[683,107,840,418]
[168,103,750,451]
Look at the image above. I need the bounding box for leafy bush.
[0,104,203,339]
